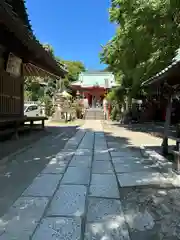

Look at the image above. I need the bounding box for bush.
[73,100,84,119]
[111,107,118,120]
[44,96,54,117]
[111,104,121,121]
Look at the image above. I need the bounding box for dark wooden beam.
[0,2,67,77]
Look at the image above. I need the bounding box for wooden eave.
[141,60,180,88]
[0,1,67,78]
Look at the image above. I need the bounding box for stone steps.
[85,108,104,120]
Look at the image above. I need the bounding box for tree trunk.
[176,124,180,150]
[126,95,132,111]
[161,95,172,155]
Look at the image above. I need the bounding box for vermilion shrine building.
[71,71,117,107]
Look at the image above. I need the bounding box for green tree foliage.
[101,0,180,99]
[24,77,44,101]
[43,44,55,56]
[25,44,85,102]
[56,58,85,82]
[64,61,85,82]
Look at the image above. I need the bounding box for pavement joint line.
[45,214,83,218]
[103,124,122,199]
[80,131,95,240]
[29,128,86,240]
[102,121,134,238]
[87,195,121,200]
[59,183,89,186]
[20,195,51,198]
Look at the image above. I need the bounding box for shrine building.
[71,71,117,107]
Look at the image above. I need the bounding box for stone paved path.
[0,120,180,239]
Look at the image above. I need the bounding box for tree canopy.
[100,0,180,99]
[56,58,85,84]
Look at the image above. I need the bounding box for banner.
[6,53,22,77]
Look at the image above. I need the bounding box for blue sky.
[26,0,116,70]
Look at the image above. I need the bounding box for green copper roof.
[72,71,117,88]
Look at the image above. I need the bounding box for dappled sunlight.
[62,137,69,141]
[86,215,130,239]
[136,173,166,184]
[75,149,92,156]
[90,216,126,231]
[48,157,61,165]
[121,180,180,238]
[94,149,109,154]
[0,218,9,229]
[0,197,48,238]
[4,172,12,178]
[1,120,180,239]
[117,170,173,187]
[125,210,155,231]
[42,154,69,174]
[33,157,41,161]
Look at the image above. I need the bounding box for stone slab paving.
[69,155,92,168]
[0,197,49,240]
[103,121,180,239]
[89,173,119,198]
[110,150,137,158]
[92,160,113,174]
[113,161,158,174]
[112,156,153,165]
[117,171,167,187]
[75,149,93,156]
[32,217,81,240]
[61,166,91,185]
[94,152,111,161]
[41,161,68,174]
[2,120,180,239]
[22,174,63,197]
[0,127,85,240]
[47,185,87,217]
[85,197,130,240]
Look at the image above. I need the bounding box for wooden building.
[142,59,180,154]
[0,1,67,120]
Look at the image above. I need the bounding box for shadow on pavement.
[0,125,81,160]
[113,122,177,139]
[93,127,180,239]
[0,123,180,239]
[0,125,80,217]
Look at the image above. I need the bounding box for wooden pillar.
[20,77,24,117]
[161,94,172,155]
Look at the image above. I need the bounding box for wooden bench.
[24,116,47,129]
[0,116,48,139]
